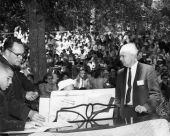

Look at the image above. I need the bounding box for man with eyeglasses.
[0,36,45,125]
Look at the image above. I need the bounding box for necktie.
[126,68,131,104]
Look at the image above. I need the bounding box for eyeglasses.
[8,49,25,58]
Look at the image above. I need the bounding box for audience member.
[91,69,105,89]
[39,72,57,97]
[74,67,91,89]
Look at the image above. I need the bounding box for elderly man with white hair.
[115,43,161,119]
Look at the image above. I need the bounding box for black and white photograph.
[0,0,170,136]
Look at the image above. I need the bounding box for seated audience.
[39,72,58,97]
[108,68,116,88]
[74,67,91,89]
[160,73,170,101]
[60,72,70,81]
[103,69,112,88]
[91,69,105,89]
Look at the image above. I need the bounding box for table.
[51,114,161,133]
[5,115,170,136]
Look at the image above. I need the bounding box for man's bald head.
[0,62,12,73]
[0,62,13,90]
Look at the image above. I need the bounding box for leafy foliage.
[0,0,27,33]
[0,0,170,34]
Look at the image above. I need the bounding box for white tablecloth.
[29,119,170,136]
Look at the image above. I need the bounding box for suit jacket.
[0,55,30,121]
[0,55,37,103]
[116,62,161,117]
[0,91,25,132]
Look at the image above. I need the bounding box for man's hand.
[28,110,45,125]
[114,98,120,107]
[26,91,38,101]
[25,121,44,129]
[135,105,147,113]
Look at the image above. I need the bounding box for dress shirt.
[124,61,138,105]
[79,78,84,88]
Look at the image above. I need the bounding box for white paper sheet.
[48,88,115,122]
[39,97,50,122]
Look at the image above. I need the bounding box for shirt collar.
[130,61,138,71]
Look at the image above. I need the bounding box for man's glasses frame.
[8,49,25,58]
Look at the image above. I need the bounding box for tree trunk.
[27,0,46,83]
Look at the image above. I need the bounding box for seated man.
[0,62,41,131]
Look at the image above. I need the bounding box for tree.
[1,0,170,83]
[0,0,27,33]
[25,0,46,83]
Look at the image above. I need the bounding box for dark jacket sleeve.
[0,119,25,132]
[143,66,162,112]
[17,71,37,91]
[5,88,30,121]
[0,93,25,132]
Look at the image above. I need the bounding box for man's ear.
[4,49,10,57]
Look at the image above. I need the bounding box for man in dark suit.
[0,62,25,131]
[0,62,43,131]
[115,43,161,119]
[0,36,45,124]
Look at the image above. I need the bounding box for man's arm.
[136,67,161,113]
[0,118,25,132]
[144,67,161,112]
[6,88,30,121]
[18,72,39,101]
[7,88,45,123]
[17,72,36,91]
[0,93,25,131]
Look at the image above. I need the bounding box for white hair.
[120,43,138,55]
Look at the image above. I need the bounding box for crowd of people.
[41,30,170,94]
[1,30,170,99]
[0,29,170,131]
